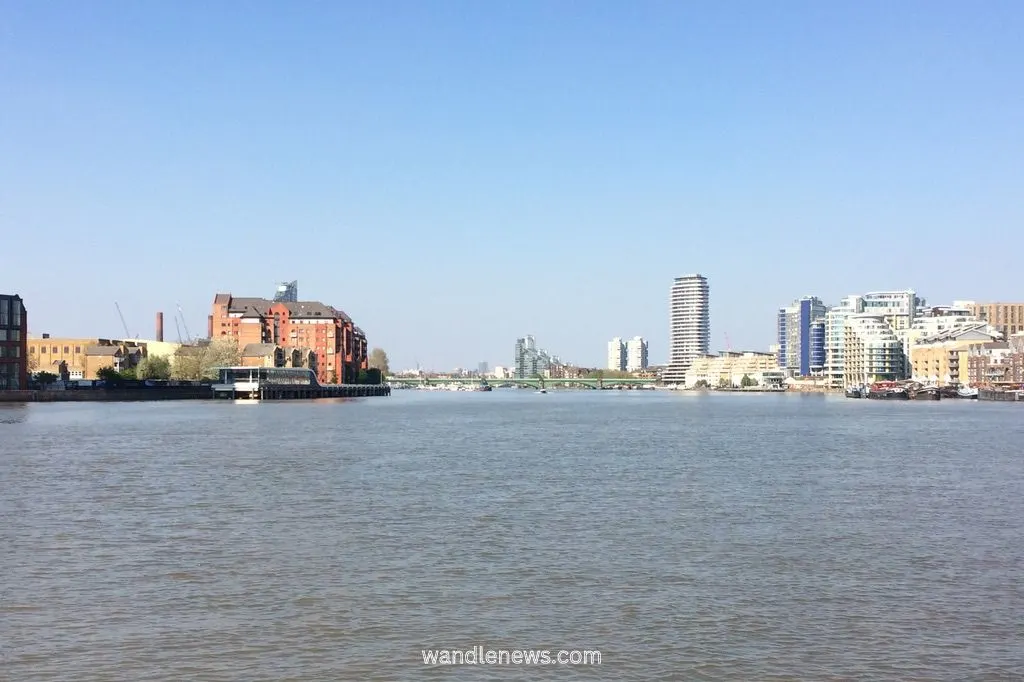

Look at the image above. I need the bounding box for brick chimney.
[207,314,214,339]
[156,312,164,342]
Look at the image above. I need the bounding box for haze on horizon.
[3,1,1022,371]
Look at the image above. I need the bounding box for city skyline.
[4,3,1024,370]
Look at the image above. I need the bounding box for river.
[2,391,1022,680]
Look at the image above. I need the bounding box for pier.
[211,367,390,400]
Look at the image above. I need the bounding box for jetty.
[211,367,390,400]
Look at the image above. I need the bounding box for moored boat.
[866,381,910,400]
[957,386,979,399]
[910,387,941,400]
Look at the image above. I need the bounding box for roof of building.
[284,301,335,318]
[213,293,231,305]
[916,323,1001,344]
[241,343,280,357]
[85,345,121,356]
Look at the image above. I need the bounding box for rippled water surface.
[2,391,1023,680]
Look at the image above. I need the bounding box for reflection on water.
[0,402,28,423]
[2,393,1023,680]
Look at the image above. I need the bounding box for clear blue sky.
[3,1,1022,370]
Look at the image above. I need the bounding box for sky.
[2,1,1022,370]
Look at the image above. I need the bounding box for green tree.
[172,339,241,381]
[368,347,390,374]
[740,374,757,388]
[136,355,172,380]
[718,377,731,389]
[694,379,710,389]
[96,366,122,382]
[35,371,58,387]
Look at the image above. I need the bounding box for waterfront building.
[24,336,178,381]
[211,293,368,384]
[824,295,864,388]
[607,337,625,371]
[957,301,1024,341]
[777,296,828,377]
[662,274,710,384]
[478,362,489,376]
[0,294,28,390]
[967,339,1024,387]
[513,335,558,378]
[842,314,907,387]
[625,336,649,372]
[240,343,318,373]
[910,325,1003,386]
[684,351,782,388]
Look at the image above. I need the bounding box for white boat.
[536,389,547,394]
[957,387,979,399]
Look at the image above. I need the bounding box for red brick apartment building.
[0,294,28,390]
[211,294,368,384]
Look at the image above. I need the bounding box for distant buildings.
[478,361,489,376]
[273,280,298,303]
[211,293,368,384]
[684,351,784,389]
[607,337,625,371]
[777,296,827,377]
[662,274,710,384]
[513,335,560,378]
[607,336,649,372]
[625,337,649,372]
[0,294,27,390]
[957,301,1024,341]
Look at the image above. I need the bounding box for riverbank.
[0,384,391,402]
[0,386,213,402]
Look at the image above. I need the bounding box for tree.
[96,366,122,382]
[718,377,731,389]
[326,371,338,384]
[27,352,39,373]
[172,339,241,381]
[368,347,390,374]
[740,374,757,388]
[136,355,172,380]
[35,371,58,387]
[694,379,710,389]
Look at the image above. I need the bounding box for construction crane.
[176,303,192,343]
[173,316,183,344]
[114,302,132,338]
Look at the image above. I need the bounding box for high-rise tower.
[662,274,710,383]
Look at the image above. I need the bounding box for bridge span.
[387,376,659,390]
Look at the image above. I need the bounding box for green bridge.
[387,376,659,390]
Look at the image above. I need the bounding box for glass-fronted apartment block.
[514,335,557,378]
[776,296,827,377]
[0,294,28,390]
[842,314,907,387]
[824,295,865,388]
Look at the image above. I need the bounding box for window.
[75,346,81,353]
[63,346,69,354]
[41,346,47,353]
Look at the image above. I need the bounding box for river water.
[2,391,1022,680]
